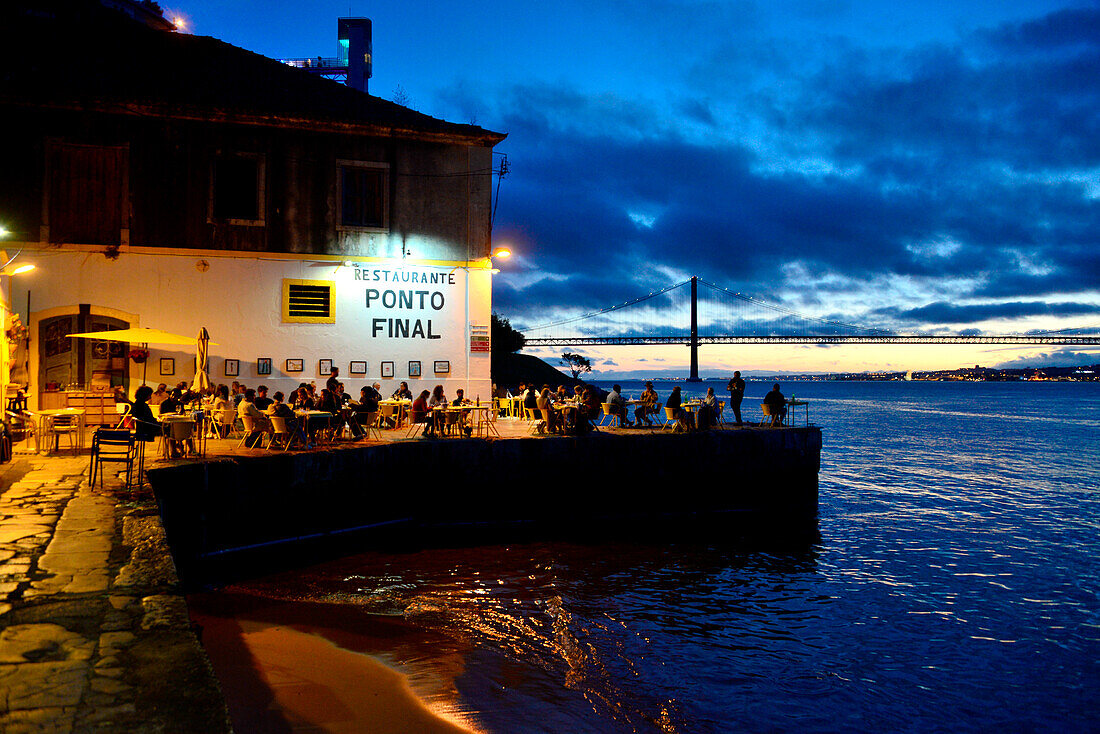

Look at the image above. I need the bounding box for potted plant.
[128,347,150,364]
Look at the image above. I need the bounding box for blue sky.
[174,0,1100,375]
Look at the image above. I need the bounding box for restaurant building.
[0,0,506,414]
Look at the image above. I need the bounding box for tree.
[560,352,592,380]
[491,313,525,356]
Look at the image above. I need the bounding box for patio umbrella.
[67,327,219,386]
[191,327,211,393]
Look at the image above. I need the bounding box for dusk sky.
[175,1,1099,376]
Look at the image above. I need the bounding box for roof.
[0,0,506,146]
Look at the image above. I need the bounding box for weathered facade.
[0,0,506,410]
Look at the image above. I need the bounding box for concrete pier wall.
[149,428,821,583]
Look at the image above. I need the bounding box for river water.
[193,381,1100,732]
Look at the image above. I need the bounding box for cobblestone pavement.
[0,454,231,733]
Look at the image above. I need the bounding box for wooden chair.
[88,428,136,489]
[600,403,620,428]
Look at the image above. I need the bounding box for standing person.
[727,370,746,426]
[326,366,340,393]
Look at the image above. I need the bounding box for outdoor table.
[28,408,87,454]
[158,413,202,458]
[296,410,335,447]
[786,399,810,427]
[466,405,499,437]
[378,399,410,429]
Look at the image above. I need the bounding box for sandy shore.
[189,593,480,734]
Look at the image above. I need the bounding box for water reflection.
[193,539,821,733]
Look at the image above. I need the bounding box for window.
[338,161,388,230]
[45,142,129,245]
[282,279,336,324]
[210,153,265,224]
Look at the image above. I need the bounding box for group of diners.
[407,384,478,437]
[499,380,728,434]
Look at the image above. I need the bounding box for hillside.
[491,352,583,391]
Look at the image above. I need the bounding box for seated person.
[237,388,272,446]
[265,391,298,445]
[522,383,540,420]
[606,384,632,427]
[129,385,160,443]
[158,388,183,416]
[696,387,719,430]
[291,386,314,410]
[210,384,235,438]
[314,388,346,438]
[666,386,693,432]
[392,382,414,400]
[409,389,434,436]
[357,385,381,412]
[763,383,787,425]
[536,387,562,434]
[253,385,273,412]
[149,383,170,407]
[580,386,602,427]
[635,382,659,426]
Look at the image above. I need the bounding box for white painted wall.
[22,249,494,407]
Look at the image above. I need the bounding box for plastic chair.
[359,411,382,440]
[89,428,136,489]
[236,415,267,449]
[267,415,299,451]
[209,407,238,439]
[662,407,677,431]
[760,403,783,427]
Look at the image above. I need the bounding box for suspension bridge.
[520,276,1100,381]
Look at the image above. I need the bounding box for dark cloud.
[448,5,1100,336]
[875,300,1100,326]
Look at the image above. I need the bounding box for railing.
[280,57,345,70]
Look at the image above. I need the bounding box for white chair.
[236,415,267,449]
[267,415,299,451]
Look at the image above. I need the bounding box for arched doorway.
[39,313,130,392]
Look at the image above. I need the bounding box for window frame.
[208,151,266,226]
[336,160,390,233]
[282,278,336,324]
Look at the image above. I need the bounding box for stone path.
[0,456,231,733]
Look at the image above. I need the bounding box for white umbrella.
[68,327,219,386]
[191,327,211,393]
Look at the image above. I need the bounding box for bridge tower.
[688,276,701,382]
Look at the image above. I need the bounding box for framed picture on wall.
[286,358,304,373]
[257,358,272,375]
[224,359,239,377]
[319,359,333,376]
[381,361,395,378]
[408,360,421,378]
[349,361,367,375]
[159,358,175,376]
[434,360,450,375]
